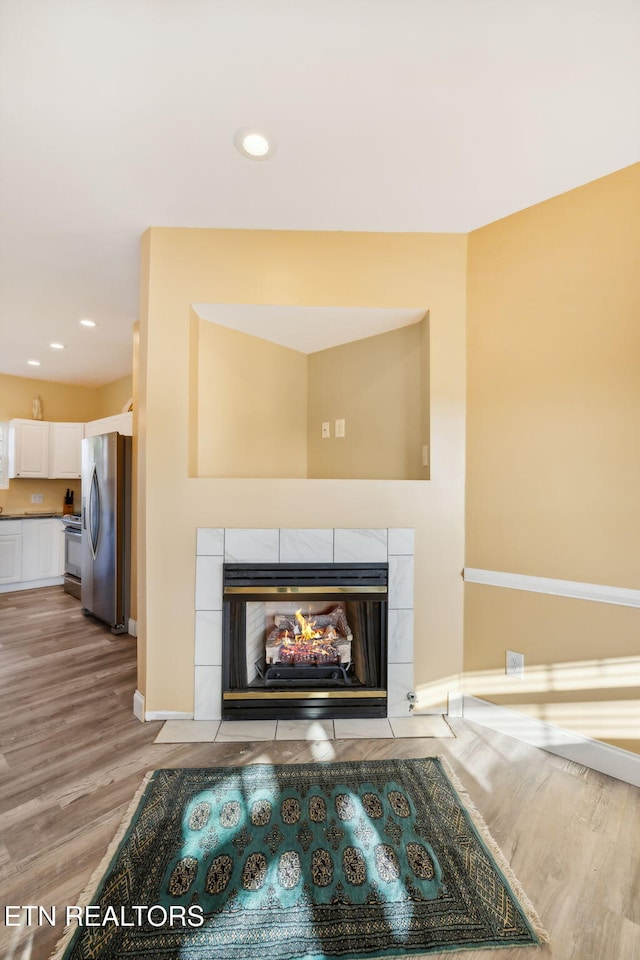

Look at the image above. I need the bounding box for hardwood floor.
[1,585,638,960]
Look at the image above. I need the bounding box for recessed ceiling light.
[80,318,97,327]
[50,342,65,350]
[234,127,276,160]
[27,359,41,366]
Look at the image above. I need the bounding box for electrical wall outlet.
[321,421,330,439]
[505,650,525,679]
[335,418,345,438]
[31,493,44,504]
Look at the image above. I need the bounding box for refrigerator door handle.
[88,462,100,560]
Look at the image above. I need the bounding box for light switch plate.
[321,421,330,439]
[335,419,345,438]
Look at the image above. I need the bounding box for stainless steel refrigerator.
[81,432,131,634]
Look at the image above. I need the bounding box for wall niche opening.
[190,304,430,481]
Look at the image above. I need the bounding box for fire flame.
[271,608,344,666]
[294,609,322,642]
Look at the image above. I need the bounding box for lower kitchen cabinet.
[0,521,23,584]
[0,518,64,591]
[22,518,64,581]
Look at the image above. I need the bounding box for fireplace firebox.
[222,562,388,720]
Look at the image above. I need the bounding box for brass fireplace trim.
[223,689,386,700]
[224,585,387,595]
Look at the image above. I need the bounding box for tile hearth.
[155,715,455,744]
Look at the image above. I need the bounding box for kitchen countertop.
[0,512,64,520]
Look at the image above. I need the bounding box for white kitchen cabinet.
[84,416,112,438]
[21,518,64,581]
[0,520,23,584]
[49,421,84,478]
[85,411,133,437]
[8,419,49,478]
[118,411,133,436]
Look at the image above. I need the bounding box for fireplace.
[222,562,388,720]
[193,527,414,721]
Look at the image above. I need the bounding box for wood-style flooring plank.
[0,585,639,960]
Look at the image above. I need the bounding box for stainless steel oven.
[62,515,82,598]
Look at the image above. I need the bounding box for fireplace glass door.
[222,563,388,720]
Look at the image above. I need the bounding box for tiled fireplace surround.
[194,528,414,720]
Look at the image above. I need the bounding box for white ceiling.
[0,0,638,386]
[194,305,426,354]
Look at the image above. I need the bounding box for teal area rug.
[53,757,548,959]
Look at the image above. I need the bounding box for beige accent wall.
[307,321,428,480]
[136,228,151,697]
[196,319,308,478]
[465,163,640,753]
[0,372,96,514]
[130,326,140,625]
[94,375,133,419]
[464,584,640,752]
[0,477,79,517]
[137,228,467,713]
[194,317,428,481]
[0,372,98,423]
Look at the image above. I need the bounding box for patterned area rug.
[52,758,548,960]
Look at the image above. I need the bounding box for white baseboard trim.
[133,689,145,723]
[128,617,138,637]
[144,710,194,721]
[0,576,64,594]
[134,693,194,723]
[447,691,464,717]
[463,567,640,608]
[462,694,640,788]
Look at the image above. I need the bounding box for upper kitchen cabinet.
[9,419,85,479]
[8,415,129,481]
[49,422,84,478]
[8,419,49,478]
[85,412,133,438]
